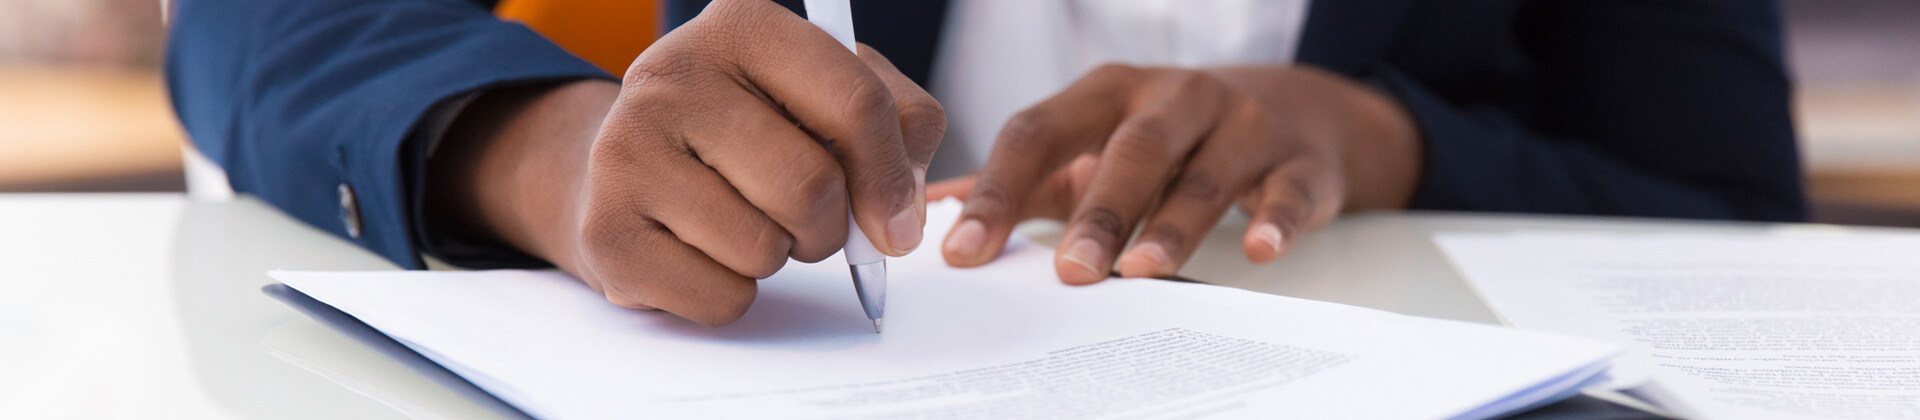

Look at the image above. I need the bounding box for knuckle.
[846,78,897,116]
[790,236,843,263]
[1287,174,1317,206]
[867,148,918,183]
[1223,98,1279,144]
[580,205,665,256]
[663,268,757,327]
[842,80,899,139]
[703,290,757,326]
[996,109,1052,153]
[1006,107,1052,141]
[582,240,667,310]
[789,159,848,219]
[1106,128,1171,169]
[695,210,793,279]
[1114,115,1174,147]
[1229,97,1268,125]
[1146,223,1188,256]
[1269,208,1305,234]
[785,192,848,260]
[595,105,686,160]
[581,178,659,229]
[1075,206,1127,240]
[857,168,916,215]
[1171,172,1228,205]
[968,177,1017,213]
[1046,165,1087,209]
[605,285,653,310]
[624,47,716,90]
[898,95,948,140]
[971,176,1011,201]
[899,92,946,120]
[743,220,793,278]
[1265,185,1316,229]
[784,163,851,262]
[698,0,771,23]
[1164,71,1221,96]
[1088,63,1141,80]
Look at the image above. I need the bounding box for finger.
[925,159,1097,208]
[681,90,851,263]
[929,164,1091,206]
[1057,73,1230,285]
[945,65,1141,266]
[928,175,975,202]
[696,2,921,255]
[1119,102,1271,278]
[578,206,757,327]
[623,135,796,280]
[856,44,945,169]
[1027,153,1101,221]
[1244,161,1343,263]
[941,153,1099,267]
[858,43,947,246]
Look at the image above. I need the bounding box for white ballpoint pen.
[803,0,886,333]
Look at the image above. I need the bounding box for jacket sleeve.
[1374,0,1805,221]
[166,0,613,268]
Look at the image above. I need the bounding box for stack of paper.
[274,201,1618,419]
[1438,231,1920,419]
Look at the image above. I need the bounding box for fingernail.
[1061,238,1105,277]
[1122,242,1174,275]
[945,219,986,258]
[887,205,922,254]
[1253,223,1283,253]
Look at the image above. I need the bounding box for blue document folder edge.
[262,283,1662,420]
[264,283,534,419]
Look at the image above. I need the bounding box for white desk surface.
[0,193,1880,419]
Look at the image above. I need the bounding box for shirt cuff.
[403,83,581,269]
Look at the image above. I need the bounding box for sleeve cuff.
[1363,67,1565,213]
[401,86,569,269]
[344,23,615,270]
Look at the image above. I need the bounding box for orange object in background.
[495,0,660,78]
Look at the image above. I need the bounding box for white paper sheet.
[274,201,1617,419]
[1437,232,1920,419]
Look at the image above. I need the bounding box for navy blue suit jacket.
[168,0,1804,270]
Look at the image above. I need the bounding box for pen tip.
[873,318,883,333]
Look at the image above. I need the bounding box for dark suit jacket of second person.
[167,0,1805,270]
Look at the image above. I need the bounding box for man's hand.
[427,0,943,326]
[932,64,1418,284]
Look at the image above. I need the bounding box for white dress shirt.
[928,0,1312,179]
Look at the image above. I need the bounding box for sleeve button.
[339,183,363,238]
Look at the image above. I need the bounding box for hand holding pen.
[428,0,940,326]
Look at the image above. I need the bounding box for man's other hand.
[932,64,1417,284]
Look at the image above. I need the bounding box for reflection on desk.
[2,194,1852,418]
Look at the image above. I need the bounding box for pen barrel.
[808,0,884,324]
[802,0,858,52]
[848,261,887,320]
[844,213,885,265]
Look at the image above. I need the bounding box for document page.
[1437,232,1920,419]
[274,201,1616,419]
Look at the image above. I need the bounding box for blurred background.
[1,0,1916,225]
[0,0,177,192]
